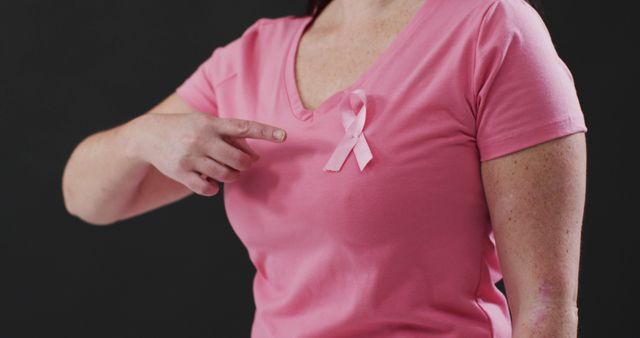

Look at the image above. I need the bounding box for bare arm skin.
[62,92,287,226]
[61,93,198,226]
[480,132,587,338]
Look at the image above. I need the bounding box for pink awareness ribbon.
[323,88,373,172]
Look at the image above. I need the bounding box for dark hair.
[305,0,544,20]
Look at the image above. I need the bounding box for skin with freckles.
[481,132,586,337]
[297,1,586,336]
[295,0,426,111]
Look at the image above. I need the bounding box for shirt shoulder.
[227,14,305,48]
[211,15,307,84]
[428,0,542,30]
[472,0,549,36]
[409,0,543,55]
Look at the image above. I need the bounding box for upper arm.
[469,0,589,329]
[480,132,586,322]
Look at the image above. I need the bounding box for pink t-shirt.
[175,0,588,336]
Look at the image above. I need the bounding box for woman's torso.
[181,0,532,336]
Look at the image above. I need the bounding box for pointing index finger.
[218,118,286,142]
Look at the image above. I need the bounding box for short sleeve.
[175,47,222,116]
[472,0,588,162]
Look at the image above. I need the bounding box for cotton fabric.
[175,0,588,336]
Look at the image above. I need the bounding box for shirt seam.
[209,16,268,90]
[470,0,504,119]
[212,71,238,90]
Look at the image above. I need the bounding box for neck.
[315,0,420,30]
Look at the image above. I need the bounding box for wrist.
[119,113,154,165]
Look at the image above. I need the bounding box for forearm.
[512,301,579,338]
[62,114,151,225]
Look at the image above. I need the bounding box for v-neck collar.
[284,0,435,122]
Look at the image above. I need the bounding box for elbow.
[63,192,118,226]
[62,171,118,227]
[66,206,119,226]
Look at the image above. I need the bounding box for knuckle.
[193,179,214,196]
[210,185,220,196]
[181,132,201,151]
[218,167,239,182]
[197,111,213,123]
[227,152,251,171]
[185,177,201,194]
[260,127,270,140]
[202,180,220,196]
[199,117,216,134]
[199,186,214,196]
[234,119,251,136]
[188,121,211,143]
[193,111,212,128]
[237,154,254,170]
[195,186,209,196]
[177,156,191,171]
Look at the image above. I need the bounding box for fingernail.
[274,130,285,141]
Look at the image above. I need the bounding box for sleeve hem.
[175,86,217,117]
[478,114,588,162]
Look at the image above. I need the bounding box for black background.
[1,0,637,337]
